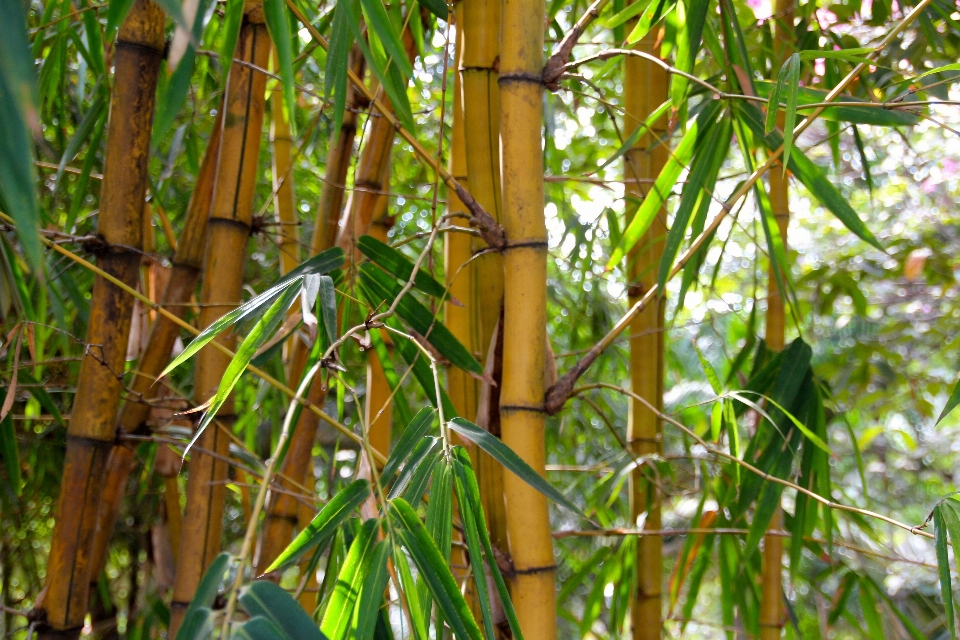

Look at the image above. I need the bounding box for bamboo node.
[512,563,557,576]
[627,282,646,298]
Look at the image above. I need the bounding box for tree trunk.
[35,3,165,637]
[86,109,223,605]
[760,2,795,637]
[498,2,556,638]
[169,7,270,633]
[624,29,668,640]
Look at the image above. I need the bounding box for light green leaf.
[232,616,287,640]
[598,101,671,171]
[936,505,957,640]
[263,0,297,137]
[349,540,391,640]
[937,377,960,425]
[321,518,380,640]
[626,0,676,44]
[264,479,370,573]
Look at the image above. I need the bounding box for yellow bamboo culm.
[254,50,367,583]
[169,6,271,634]
[86,111,223,597]
[623,27,669,640]
[459,0,509,561]
[760,0,795,637]
[36,3,165,638]
[498,2,556,638]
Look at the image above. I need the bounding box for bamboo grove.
[2,0,960,637]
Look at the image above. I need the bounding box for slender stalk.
[86,109,223,602]
[270,46,301,277]
[459,0,509,559]
[622,26,668,640]
[760,1,795,637]
[254,48,367,581]
[169,7,271,634]
[35,3,165,637]
[498,1,556,638]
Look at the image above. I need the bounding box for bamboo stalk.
[169,7,271,634]
[760,1,795,637]
[270,47,301,278]
[459,0,511,586]
[623,27,668,640]
[35,3,165,637]
[86,110,223,600]
[498,1,556,638]
[254,49,367,580]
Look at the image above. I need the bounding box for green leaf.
[54,89,107,194]
[693,340,722,395]
[263,0,297,137]
[358,0,413,78]
[937,377,960,425]
[597,101,671,171]
[176,607,214,640]
[349,540,391,640]
[233,616,287,640]
[857,579,885,640]
[318,274,338,346]
[219,0,245,83]
[381,408,435,486]
[240,580,329,640]
[162,249,344,378]
[670,0,708,105]
[325,0,355,142]
[152,0,191,32]
[0,0,41,273]
[391,545,429,640]
[390,499,485,640]
[448,417,585,517]
[0,414,20,496]
[106,0,138,40]
[935,505,957,640]
[321,518,381,640]
[605,0,652,29]
[357,235,449,299]
[264,479,370,573]
[358,263,482,376]
[753,81,919,127]
[908,61,960,83]
[626,0,676,44]
[781,53,801,173]
[176,552,230,640]
[417,0,448,19]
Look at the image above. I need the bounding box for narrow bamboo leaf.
[152,0,191,32]
[325,0,354,140]
[781,53,801,173]
[753,81,919,127]
[0,414,20,496]
[321,518,380,640]
[240,580,330,640]
[607,102,719,269]
[195,285,301,436]
[219,0,245,82]
[318,275,337,345]
[448,417,584,517]
[390,499,485,640]
[765,57,789,134]
[357,235,449,299]
[417,0,448,19]
[424,462,453,561]
[670,0,708,105]
[856,578,882,640]
[350,540,391,640]
[381,408,435,486]
[359,264,482,375]
[0,0,41,273]
[451,448,524,640]
[693,341,722,395]
[737,102,883,251]
[392,546,429,640]
[933,504,957,640]
[909,62,960,83]
[626,0,676,44]
[176,607,214,640]
[176,552,230,640]
[106,0,137,39]
[358,0,413,78]
[162,249,343,377]
[367,326,413,426]
[798,47,874,61]
[54,89,106,193]
[452,464,497,640]
[937,377,960,425]
[386,316,458,417]
[605,0,651,29]
[263,0,297,137]
[400,447,441,505]
[658,116,731,289]
[265,479,370,573]
[233,616,287,640]
[387,436,439,499]
[597,101,670,171]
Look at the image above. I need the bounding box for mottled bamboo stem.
[36,3,165,637]
[498,1,556,638]
[169,7,271,634]
[624,29,668,640]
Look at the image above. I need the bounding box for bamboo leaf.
[452,463,497,640]
[908,61,960,83]
[358,263,482,376]
[358,0,413,78]
[176,607,214,640]
[935,506,957,640]
[152,0,191,32]
[605,0,652,29]
[357,235,449,299]
[54,89,106,193]
[240,580,330,640]
[176,552,230,640]
[626,0,676,44]
[781,53,801,173]
[106,0,137,40]
[381,407,435,486]
[448,417,585,517]
[318,274,338,346]
[753,81,919,127]
[349,540,391,640]
[325,0,355,141]
[321,518,380,640]
[400,445,441,505]
[263,0,297,137]
[390,498,485,640]
[387,436,439,499]
[416,0,448,19]
[937,377,960,425]
[0,0,41,273]
[0,414,20,496]
[391,546,429,640]
[264,479,370,573]
[233,616,287,640]
[219,0,245,82]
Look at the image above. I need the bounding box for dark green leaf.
[357,235,449,300]
[381,408,435,486]
[176,552,230,640]
[935,506,955,640]
[318,274,338,346]
[240,580,329,640]
[233,616,287,640]
[0,414,20,496]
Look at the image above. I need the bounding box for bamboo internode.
[623,30,669,640]
[169,7,271,634]
[498,1,557,638]
[36,2,165,637]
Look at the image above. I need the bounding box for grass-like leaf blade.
[240,580,330,640]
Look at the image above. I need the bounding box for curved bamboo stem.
[498,1,556,638]
[623,27,668,640]
[169,7,271,634]
[36,2,165,637]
